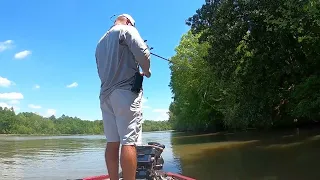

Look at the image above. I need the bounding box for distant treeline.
[142,120,172,132]
[0,107,172,135]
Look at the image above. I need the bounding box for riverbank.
[172,120,320,135]
[0,133,102,137]
[0,130,175,137]
[2,125,317,138]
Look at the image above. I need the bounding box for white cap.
[118,14,135,26]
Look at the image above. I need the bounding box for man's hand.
[140,71,151,78]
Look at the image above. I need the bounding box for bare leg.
[105,142,120,180]
[120,145,137,180]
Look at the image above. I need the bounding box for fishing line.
[143,40,172,63]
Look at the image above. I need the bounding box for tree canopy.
[169,0,320,132]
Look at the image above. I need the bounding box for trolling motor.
[77,141,196,180]
[136,142,166,180]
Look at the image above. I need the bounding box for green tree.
[142,120,172,132]
[169,0,320,132]
[0,107,17,134]
[169,31,225,132]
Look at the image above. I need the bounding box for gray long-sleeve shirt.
[95,25,151,102]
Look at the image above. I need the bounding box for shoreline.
[0,130,175,137]
[0,133,103,137]
[1,122,319,137]
[1,126,318,137]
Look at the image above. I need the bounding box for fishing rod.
[109,15,172,63]
[143,40,172,62]
[151,52,171,62]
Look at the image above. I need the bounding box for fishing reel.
[144,40,154,51]
[136,142,166,180]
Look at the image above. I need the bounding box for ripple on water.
[2,129,319,180]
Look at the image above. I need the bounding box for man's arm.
[123,27,151,78]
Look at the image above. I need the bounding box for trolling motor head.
[136,142,166,180]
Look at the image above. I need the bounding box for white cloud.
[0,40,13,52]
[28,104,41,109]
[36,109,56,118]
[45,109,56,117]
[0,92,24,100]
[66,82,78,88]
[14,50,32,59]
[33,84,40,89]
[8,100,20,105]
[143,105,151,109]
[0,102,20,111]
[0,76,14,87]
[152,109,169,121]
[0,102,10,108]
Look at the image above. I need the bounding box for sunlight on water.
[0,132,180,180]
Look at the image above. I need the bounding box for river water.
[1,128,320,180]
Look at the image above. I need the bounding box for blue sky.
[0,0,204,121]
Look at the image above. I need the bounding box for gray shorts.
[100,88,143,145]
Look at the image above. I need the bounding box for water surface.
[1,128,320,180]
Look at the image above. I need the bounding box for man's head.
[114,14,135,27]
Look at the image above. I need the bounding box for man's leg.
[110,89,143,180]
[120,145,137,180]
[100,100,120,180]
[105,142,120,180]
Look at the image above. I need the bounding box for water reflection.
[0,132,181,180]
[1,129,319,180]
[0,135,106,160]
[170,128,320,180]
[0,135,108,180]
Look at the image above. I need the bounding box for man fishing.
[95,14,151,180]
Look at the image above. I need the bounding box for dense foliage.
[142,120,172,132]
[0,107,171,134]
[169,0,320,132]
